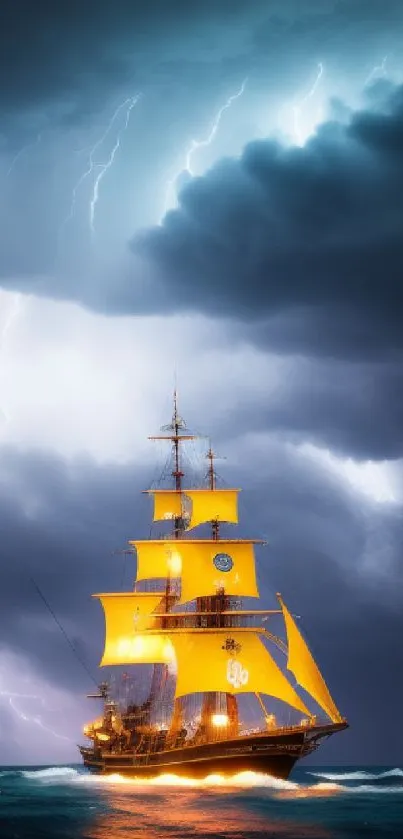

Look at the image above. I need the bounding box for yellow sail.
[279,596,343,723]
[184,489,239,530]
[130,540,259,601]
[95,592,174,666]
[177,541,258,603]
[130,541,183,580]
[146,490,183,522]
[171,630,310,714]
[146,488,239,530]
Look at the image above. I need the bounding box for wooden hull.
[79,722,347,780]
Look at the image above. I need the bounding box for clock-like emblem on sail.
[213,552,234,572]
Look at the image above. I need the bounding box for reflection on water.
[1,766,402,839]
[83,773,334,839]
[86,785,333,839]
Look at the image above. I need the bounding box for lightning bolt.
[163,78,247,217]
[4,134,42,180]
[8,697,72,742]
[0,690,42,700]
[365,56,388,86]
[59,95,141,239]
[292,62,324,145]
[0,292,23,425]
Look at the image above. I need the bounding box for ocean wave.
[17,766,403,796]
[309,768,403,782]
[22,767,79,781]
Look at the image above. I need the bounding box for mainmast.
[149,389,195,541]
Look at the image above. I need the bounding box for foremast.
[91,394,345,748]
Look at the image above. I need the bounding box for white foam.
[310,768,403,782]
[73,770,298,790]
[18,766,403,796]
[22,767,79,781]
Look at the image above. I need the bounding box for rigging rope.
[30,577,99,687]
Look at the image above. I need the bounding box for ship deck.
[79,721,348,779]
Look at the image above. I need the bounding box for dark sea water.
[0,764,402,839]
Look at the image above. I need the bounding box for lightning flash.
[61,95,141,238]
[8,697,72,742]
[365,56,388,85]
[292,62,324,145]
[163,78,247,216]
[5,134,42,180]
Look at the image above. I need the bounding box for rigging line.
[30,577,99,687]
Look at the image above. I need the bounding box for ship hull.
[79,722,347,780]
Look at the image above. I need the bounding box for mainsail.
[130,539,260,602]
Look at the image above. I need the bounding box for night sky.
[0,0,402,766]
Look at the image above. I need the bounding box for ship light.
[211,714,229,727]
[168,551,182,575]
[96,732,110,741]
[265,714,276,728]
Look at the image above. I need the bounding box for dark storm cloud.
[0,0,273,128]
[0,442,402,763]
[136,83,403,359]
[223,357,403,461]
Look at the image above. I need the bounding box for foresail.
[95,592,173,666]
[279,596,343,723]
[171,630,310,715]
[130,540,259,601]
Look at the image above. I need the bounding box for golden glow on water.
[82,774,334,839]
[80,770,344,802]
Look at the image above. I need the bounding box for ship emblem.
[213,552,233,572]
[226,658,249,688]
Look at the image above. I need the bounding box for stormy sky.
[0,0,402,765]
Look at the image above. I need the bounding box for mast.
[172,389,184,540]
[207,445,219,541]
[149,390,190,735]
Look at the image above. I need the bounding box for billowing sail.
[171,630,310,715]
[130,540,259,601]
[95,592,174,666]
[177,541,258,603]
[146,488,239,530]
[279,596,343,723]
[184,489,239,530]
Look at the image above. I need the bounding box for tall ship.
[79,394,347,778]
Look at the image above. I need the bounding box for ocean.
[0,765,402,839]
